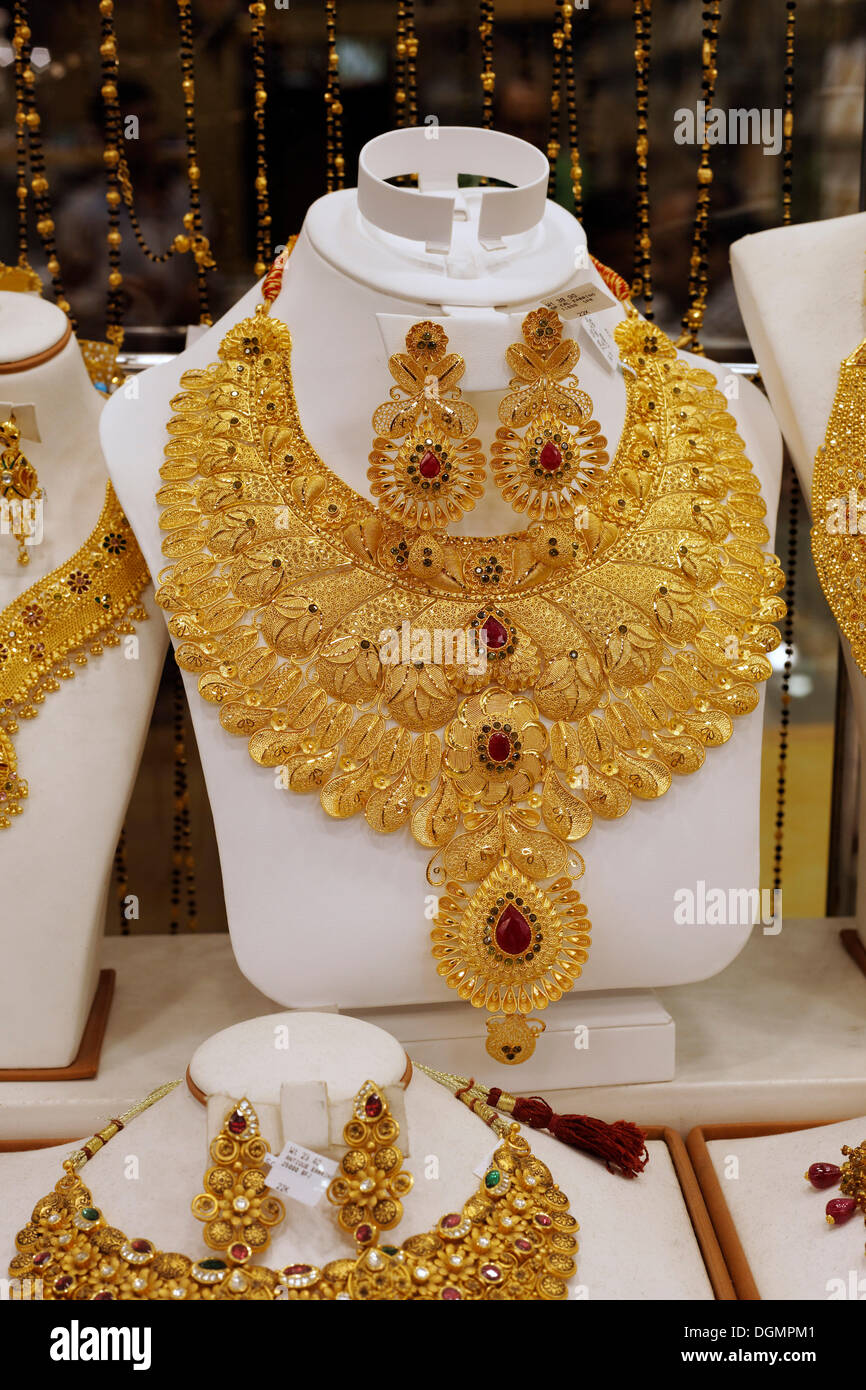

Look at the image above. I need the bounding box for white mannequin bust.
[0,291,166,1069]
[0,1011,714,1299]
[731,211,866,943]
[99,128,783,1048]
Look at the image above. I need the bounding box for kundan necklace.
[154,249,784,1064]
[10,1074,580,1301]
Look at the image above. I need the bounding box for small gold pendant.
[485,1014,546,1065]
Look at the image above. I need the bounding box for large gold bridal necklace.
[154,249,784,1065]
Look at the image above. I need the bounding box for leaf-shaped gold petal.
[541,769,592,842]
[365,766,414,833]
[411,777,460,848]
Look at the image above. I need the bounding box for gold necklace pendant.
[811,337,866,677]
[154,255,784,1063]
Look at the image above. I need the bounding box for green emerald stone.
[199,1259,226,1270]
[485,1170,501,1189]
[381,1246,398,1256]
[81,1208,100,1221]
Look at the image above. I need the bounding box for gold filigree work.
[154,273,783,1058]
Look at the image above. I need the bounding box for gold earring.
[491,307,609,522]
[0,418,42,566]
[326,1081,414,1248]
[368,321,485,532]
[190,1098,285,1275]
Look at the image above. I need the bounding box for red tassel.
[489,1089,648,1179]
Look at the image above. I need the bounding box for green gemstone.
[485,1170,501,1189]
[80,1208,100,1222]
[381,1246,398,1256]
[199,1259,226,1270]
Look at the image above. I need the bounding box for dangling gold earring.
[0,418,42,566]
[491,307,609,523]
[367,321,485,533]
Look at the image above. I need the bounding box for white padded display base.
[731,211,866,946]
[0,292,166,1068]
[0,1012,713,1300]
[706,1116,866,1300]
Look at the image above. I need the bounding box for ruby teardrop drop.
[481,616,509,651]
[539,440,563,472]
[418,450,441,479]
[227,1112,247,1135]
[364,1094,383,1118]
[495,904,533,956]
[826,1197,857,1225]
[487,732,512,763]
[807,1162,841,1190]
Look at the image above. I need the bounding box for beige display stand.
[0,291,166,1071]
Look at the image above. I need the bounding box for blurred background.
[1,0,863,932]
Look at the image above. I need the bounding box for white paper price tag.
[543,281,614,320]
[264,1140,338,1207]
[581,315,619,372]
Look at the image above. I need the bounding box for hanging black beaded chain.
[171,658,198,934]
[11,0,76,326]
[679,0,721,353]
[546,1,582,219]
[782,1,796,226]
[774,473,798,897]
[394,0,419,130]
[479,0,496,131]
[249,1,273,275]
[631,0,653,318]
[324,0,346,194]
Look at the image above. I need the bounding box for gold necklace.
[154,254,783,1064]
[0,483,149,828]
[9,1075,578,1301]
[810,334,866,675]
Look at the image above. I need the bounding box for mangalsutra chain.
[774,468,798,895]
[250,1,273,277]
[546,1,582,218]
[394,0,419,131]
[631,0,653,319]
[781,0,796,226]
[11,0,74,325]
[479,0,496,132]
[679,0,721,353]
[170,656,198,933]
[324,0,345,195]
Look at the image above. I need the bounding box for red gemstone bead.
[355,1224,373,1244]
[807,1162,841,1190]
[284,1264,311,1275]
[487,732,512,763]
[230,1243,251,1261]
[481,1263,502,1281]
[481,616,509,650]
[227,1112,247,1135]
[418,450,441,479]
[495,904,533,956]
[54,1276,73,1291]
[514,1238,532,1253]
[535,1213,552,1227]
[92,1292,115,1300]
[32,1251,52,1266]
[539,440,563,472]
[826,1197,857,1226]
[441,1286,462,1300]
[131,1239,151,1253]
[364,1094,383,1119]
[441,1213,462,1229]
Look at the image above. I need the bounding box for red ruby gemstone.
[539,440,563,472]
[534,1213,552,1227]
[514,1238,532,1252]
[418,450,441,479]
[284,1264,311,1275]
[442,1213,462,1229]
[92,1292,115,1300]
[230,1243,251,1261]
[355,1225,373,1244]
[33,1251,52,1266]
[441,1287,462,1300]
[54,1276,73,1291]
[481,1263,502,1281]
[131,1239,151,1253]
[487,732,512,763]
[364,1095,383,1119]
[495,904,533,956]
[227,1112,247,1135]
[481,616,509,651]
[807,1162,841,1190]
[826,1197,857,1225]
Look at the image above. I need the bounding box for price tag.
[264,1140,338,1207]
[581,314,620,372]
[543,281,615,320]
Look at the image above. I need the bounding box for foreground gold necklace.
[10,1076,578,1300]
[810,335,866,676]
[0,483,149,828]
[154,253,783,1063]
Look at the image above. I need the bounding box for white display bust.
[0,291,166,1069]
[0,1011,714,1299]
[99,128,783,1070]
[731,211,866,943]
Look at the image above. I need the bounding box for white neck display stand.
[0,1011,714,1299]
[731,212,866,948]
[0,292,166,1069]
[100,128,783,1088]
